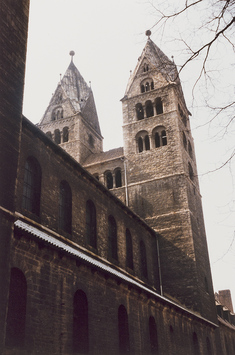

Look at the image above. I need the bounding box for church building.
[0,1,234,354]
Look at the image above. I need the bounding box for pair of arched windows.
[136,98,163,120]
[46,127,69,144]
[141,81,154,93]
[136,127,167,153]
[105,169,122,190]
[52,107,63,121]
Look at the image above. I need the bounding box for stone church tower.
[38,52,103,164]
[121,33,216,321]
[37,33,216,323]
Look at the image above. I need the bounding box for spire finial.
[145,30,151,38]
[69,50,75,62]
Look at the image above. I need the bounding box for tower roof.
[39,54,101,135]
[124,37,178,96]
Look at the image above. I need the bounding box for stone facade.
[0,1,235,354]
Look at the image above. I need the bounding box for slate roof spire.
[39,52,101,135]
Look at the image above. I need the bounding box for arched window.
[140,240,148,278]
[145,135,150,150]
[118,305,130,354]
[108,215,118,260]
[188,140,193,158]
[188,162,194,181]
[149,316,158,354]
[141,85,145,93]
[86,200,97,248]
[146,100,154,118]
[22,156,41,216]
[73,290,89,354]
[126,229,133,269]
[143,63,149,72]
[63,127,69,143]
[136,103,144,120]
[46,131,52,139]
[5,268,27,348]
[151,81,154,90]
[206,337,212,355]
[54,129,61,144]
[115,169,122,188]
[59,180,72,234]
[192,332,200,355]
[136,131,149,153]
[153,126,167,148]
[155,98,163,115]
[105,171,113,189]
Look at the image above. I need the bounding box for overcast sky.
[23,0,235,307]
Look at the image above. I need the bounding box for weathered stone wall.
[0,0,30,351]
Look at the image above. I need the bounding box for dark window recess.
[140,240,148,278]
[206,337,212,355]
[118,305,130,354]
[86,200,97,248]
[141,85,145,93]
[63,127,69,142]
[73,290,89,354]
[138,137,143,153]
[151,81,154,90]
[155,132,160,148]
[126,229,133,269]
[145,82,150,91]
[106,172,113,189]
[183,132,187,150]
[108,215,118,260]
[5,268,27,348]
[155,98,163,114]
[161,130,167,146]
[192,332,200,355]
[146,100,154,118]
[149,316,158,354]
[188,163,194,181]
[59,180,72,234]
[22,157,41,216]
[136,103,144,120]
[115,169,122,188]
[145,135,150,150]
[54,129,61,144]
[188,140,193,158]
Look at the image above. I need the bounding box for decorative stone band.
[14,219,218,328]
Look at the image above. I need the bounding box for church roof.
[125,37,178,95]
[84,147,124,166]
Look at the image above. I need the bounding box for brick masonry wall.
[0,0,30,351]
[6,228,220,355]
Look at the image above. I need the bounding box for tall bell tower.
[38,52,103,164]
[122,32,217,322]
